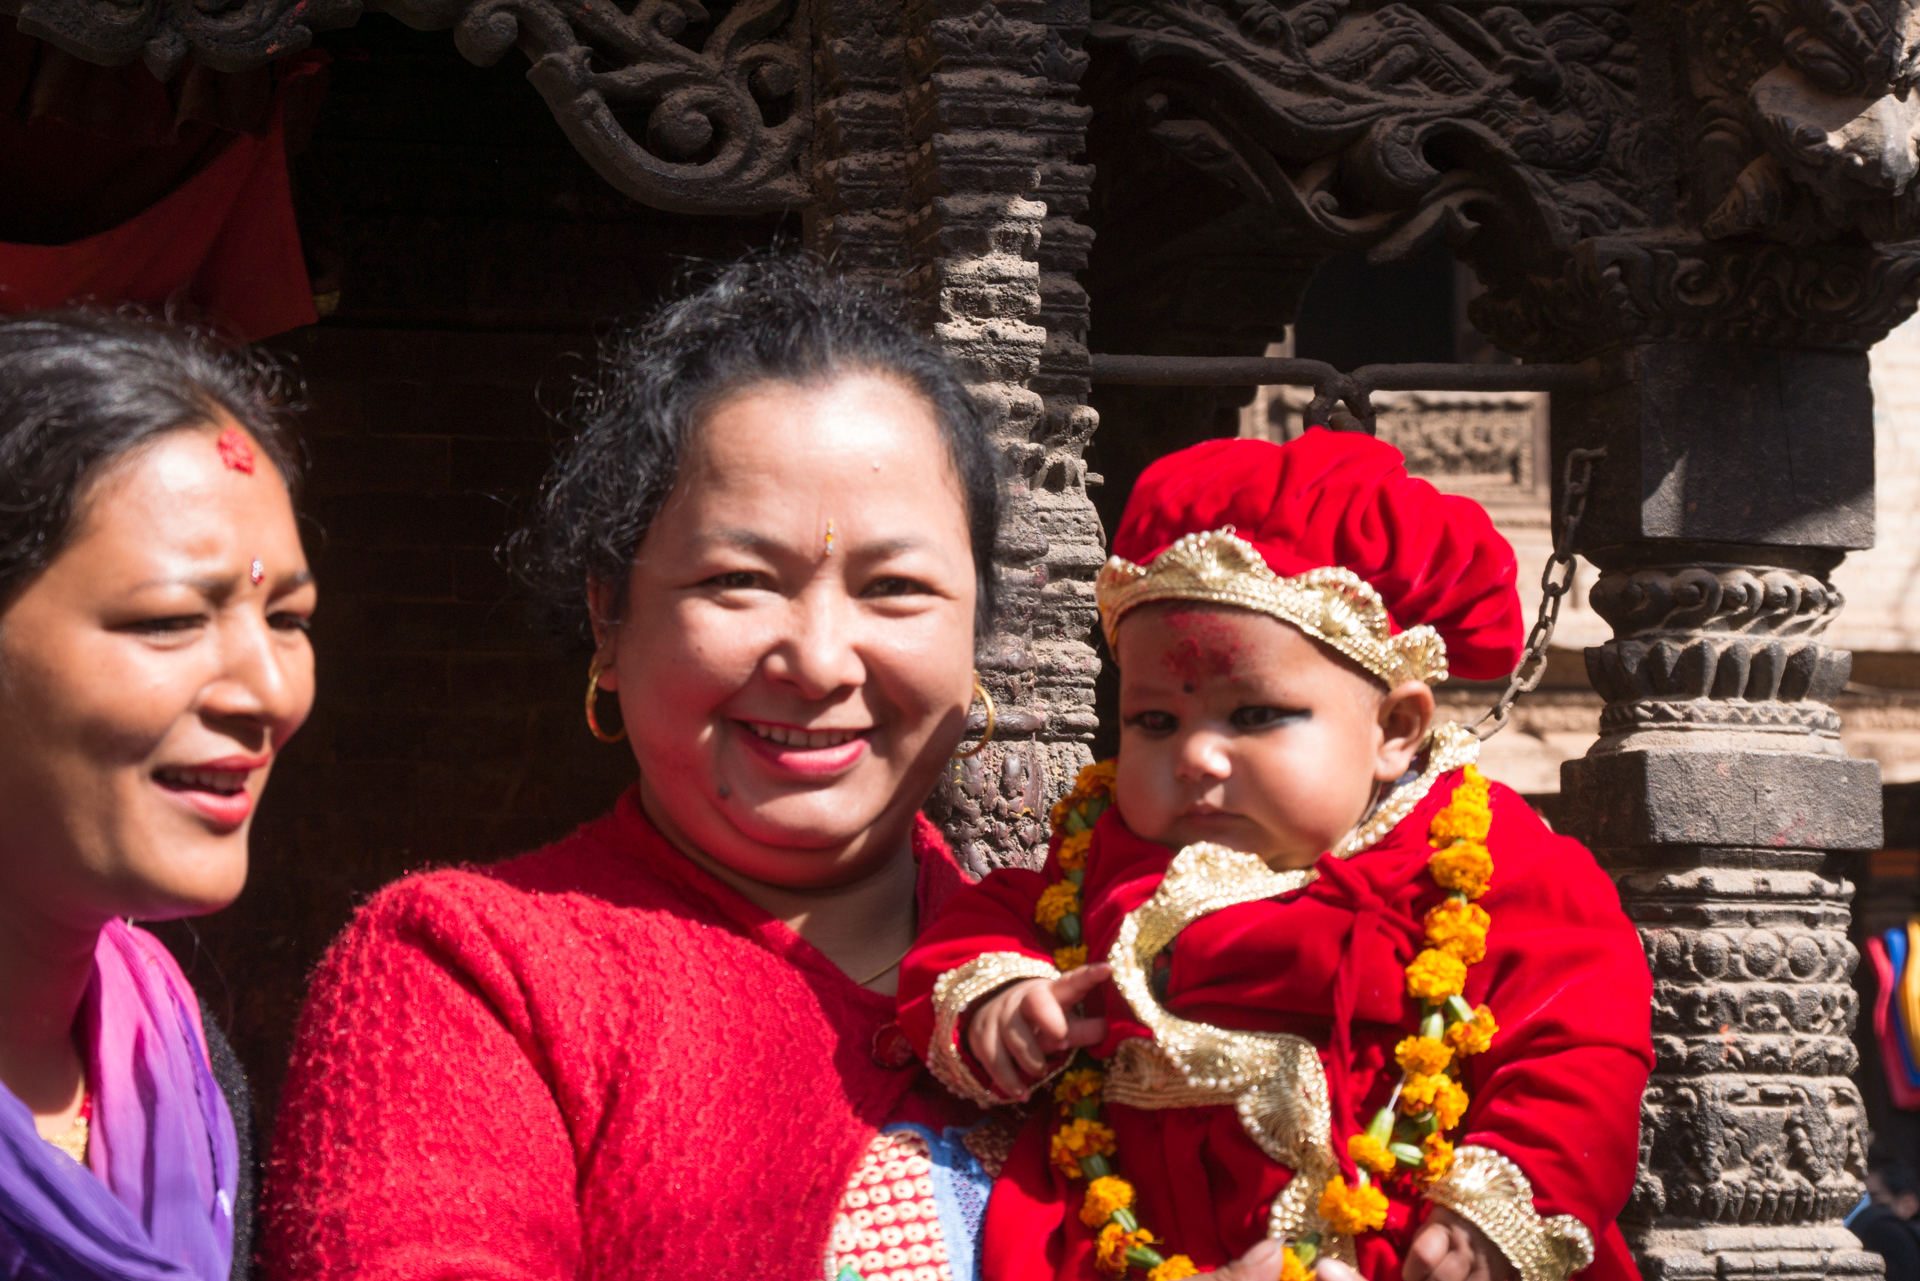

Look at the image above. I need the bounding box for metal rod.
[1087,353,1609,395]
[1087,355,1342,387]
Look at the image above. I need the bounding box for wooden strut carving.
[0,0,811,215]
[1083,0,1647,269]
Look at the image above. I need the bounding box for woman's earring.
[953,675,996,759]
[585,657,626,744]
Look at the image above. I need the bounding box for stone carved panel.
[1620,859,1869,1233]
[4,0,811,214]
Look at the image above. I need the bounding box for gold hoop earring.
[585,657,626,744]
[953,676,995,759]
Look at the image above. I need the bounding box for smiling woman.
[0,311,316,1281]
[259,258,1003,1281]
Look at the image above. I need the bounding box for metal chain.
[1470,446,1607,741]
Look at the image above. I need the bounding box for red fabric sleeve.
[260,880,584,1281]
[1449,790,1653,1238]
[897,864,1057,1066]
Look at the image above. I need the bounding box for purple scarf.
[0,920,238,1281]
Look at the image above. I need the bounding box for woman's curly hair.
[0,309,303,611]
[513,255,1002,645]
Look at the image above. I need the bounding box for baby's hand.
[966,964,1111,1098]
[1403,1207,1512,1281]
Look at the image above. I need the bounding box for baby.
[898,432,1653,1281]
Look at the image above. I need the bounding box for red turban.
[1106,430,1524,681]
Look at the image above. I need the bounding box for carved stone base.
[1567,738,1880,1281]
[1626,1228,1881,1281]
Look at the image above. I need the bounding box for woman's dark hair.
[514,254,1001,644]
[0,309,303,608]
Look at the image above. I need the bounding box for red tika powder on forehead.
[216,427,255,475]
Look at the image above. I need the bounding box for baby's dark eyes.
[1126,710,1177,735]
[1231,705,1308,731]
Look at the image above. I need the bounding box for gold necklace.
[851,946,912,987]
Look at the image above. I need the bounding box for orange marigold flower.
[1394,1035,1453,1077]
[1080,1176,1136,1227]
[1399,1072,1441,1116]
[1428,842,1493,899]
[1036,880,1081,932]
[1444,1005,1498,1056]
[1400,1072,1469,1129]
[1318,1175,1389,1235]
[1148,1257,1199,1281]
[1405,948,1467,1002]
[1054,1067,1105,1110]
[1430,1075,1469,1130]
[1050,1117,1117,1179]
[1347,1132,1396,1176]
[1058,829,1094,872]
[1281,1249,1310,1281]
[1423,899,1490,965]
[1051,797,1075,829]
[1429,767,1492,845]
[1418,1134,1455,1185]
[1074,759,1118,801]
[1095,1224,1154,1275]
[1055,944,1089,971]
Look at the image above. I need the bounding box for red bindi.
[1158,611,1245,685]
[216,427,255,474]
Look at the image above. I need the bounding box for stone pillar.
[811,0,1105,873]
[1546,328,1896,1280]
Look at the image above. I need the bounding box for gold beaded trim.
[1424,1146,1595,1281]
[928,951,1065,1108]
[1102,841,1357,1264]
[1095,529,1449,688]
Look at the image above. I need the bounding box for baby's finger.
[1402,1222,1451,1281]
[1315,1259,1365,1281]
[1051,963,1112,1007]
[972,1020,1025,1099]
[1005,1015,1052,1078]
[1209,1239,1281,1281]
[1025,990,1072,1049]
[1062,1014,1108,1048]
[1428,1233,1473,1281]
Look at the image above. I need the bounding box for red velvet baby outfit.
[899,761,1653,1281]
[898,431,1656,1281]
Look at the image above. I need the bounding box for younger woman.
[0,312,317,1281]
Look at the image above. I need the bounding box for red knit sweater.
[260,787,970,1280]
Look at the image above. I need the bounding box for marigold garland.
[1036,881,1081,932]
[1082,1176,1137,1227]
[1023,758,1502,1278]
[1317,1176,1389,1234]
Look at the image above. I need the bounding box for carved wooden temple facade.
[4,0,1910,1271]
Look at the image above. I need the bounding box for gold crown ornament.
[1094,528,1449,687]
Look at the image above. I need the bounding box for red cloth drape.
[0,52,321,342]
